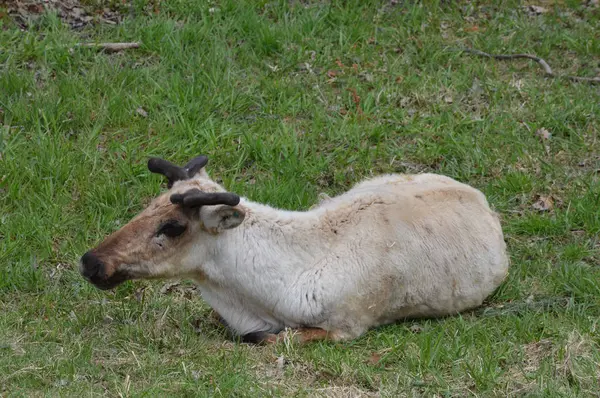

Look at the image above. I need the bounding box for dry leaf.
[532,195,554,212]
[510,79,524,90]
[160,281,181,294]
[136,107,148,118]
[359,71,374,82]
[53,379,69,388]
[326,70,338,78]
[536,128,552,140]
[470,78,483,97]
[522,5,547,16]
[585,0,599,8]
[536,128,551,154]
[275,355,285,370]
[366,352,381,365]
[133,286,147,302]
[191,318,203,334]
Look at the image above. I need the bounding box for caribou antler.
[171,188,240,208]
[148,155,208,188]
[148,155,239,207]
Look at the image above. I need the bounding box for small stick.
[458,48,600,85]
[78,42,141,53]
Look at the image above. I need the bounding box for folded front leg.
[240,327,350,345]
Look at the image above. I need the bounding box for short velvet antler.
[148,155,208,188]
[170,188,240,208]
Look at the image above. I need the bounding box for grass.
[1,0,599,396]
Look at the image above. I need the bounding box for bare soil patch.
[1,0,121,29]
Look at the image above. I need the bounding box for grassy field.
[1,0,600,396]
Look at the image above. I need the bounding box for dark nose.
[80,251,105,279]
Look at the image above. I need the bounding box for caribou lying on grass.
[80,155,509,344]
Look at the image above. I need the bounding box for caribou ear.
[200,205,246,232]
[171,187,244,232]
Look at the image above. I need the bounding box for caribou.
[80,155,509,344]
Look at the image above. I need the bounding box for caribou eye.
[156,220,187,238]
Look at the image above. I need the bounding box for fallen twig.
[457,48,600,84]
[77,42,141,53]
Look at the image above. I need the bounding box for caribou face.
[79,156,245,290]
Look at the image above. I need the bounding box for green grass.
[1,0,600,396]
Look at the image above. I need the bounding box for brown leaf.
[464,25,479,32]
[136,107,148,118]
[335,59,344,68]
[26,4,44,13]
[532,195,554,212]
[366,352,381,365]
[326,70,338,78]
[348,88,361,107]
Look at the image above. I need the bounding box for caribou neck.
[201,200,328,288]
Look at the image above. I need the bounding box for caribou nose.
[80,251,105,279]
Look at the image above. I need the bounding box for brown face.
[79,155,244,290]
[79,193,199,289]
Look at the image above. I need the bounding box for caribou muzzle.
[79,250,130,290]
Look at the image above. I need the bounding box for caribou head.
[79,156,245,290]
